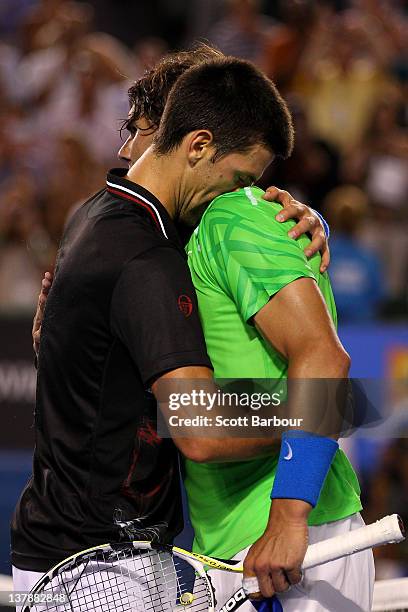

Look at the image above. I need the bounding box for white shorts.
[12,567,44,612]
[209,512,375,612]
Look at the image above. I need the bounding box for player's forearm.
[287,339,350,378]
[154,366,282,462]
[267,345,350,516]
[267,498,312,525]
[285,342,351,440]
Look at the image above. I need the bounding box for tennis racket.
[21,514,404,612]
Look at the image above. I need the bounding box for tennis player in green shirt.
[185,186,374,610]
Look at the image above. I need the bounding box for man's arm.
[32,271,53,358]
[151,365,280,463]
[254,277,348,378]
[243,277,350,597]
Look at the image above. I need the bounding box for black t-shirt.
[11,169,212,572]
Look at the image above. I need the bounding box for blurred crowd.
[0,0,166,313]
[0,0,407,318]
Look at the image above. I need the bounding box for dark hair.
[153,56,294,161]
[123,44,223,134]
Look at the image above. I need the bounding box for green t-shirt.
[184,186,361,559]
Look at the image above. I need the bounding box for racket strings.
[173,556,213,610]
[26,547,212,611]
[47,552,136,611]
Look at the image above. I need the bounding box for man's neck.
[126,148,182,220]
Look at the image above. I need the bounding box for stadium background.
[0,0,407,602]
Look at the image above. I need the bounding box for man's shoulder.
[61,190,179,278]
[198,187,295,239]
[90,191,172,251]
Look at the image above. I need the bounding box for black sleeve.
[110,246,213,386]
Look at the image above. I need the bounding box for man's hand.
[262,187,330,273]
[32,272,53,356]
[243,499,310,598]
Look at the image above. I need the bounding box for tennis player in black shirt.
[13,49,330,602]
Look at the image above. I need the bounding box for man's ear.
[186,130,214,166]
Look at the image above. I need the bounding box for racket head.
[22,541,216,611]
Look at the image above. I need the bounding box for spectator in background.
[13,1,93,103]
[133,36,169,79]
[43,133,105,243]
[0,106,21,185]
[261,0,317,91]
[0,175,52,313]
[258,96,340,210]
[293,6,398,153]
[207,0,275,64]
[6,2,132,173]
[17,32,132,168]
[184,0,224,47]
[323,185,385,322]
[0,99,54,189]
[363,437,408,578]
[346,89,407,213]
[343,87,408,311]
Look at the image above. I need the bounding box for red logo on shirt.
[178,294,193,318]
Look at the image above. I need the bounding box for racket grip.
[302,514,404,570]
[242,514,404,598]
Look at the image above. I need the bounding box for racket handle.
[242,514,404,598]
[302,514,404,569]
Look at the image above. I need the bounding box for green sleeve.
[197,192,317,322]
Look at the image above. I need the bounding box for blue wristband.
[271,431,338,507]
[311,208,330,239]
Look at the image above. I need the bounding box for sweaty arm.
[255,276,350,432]
[243,278,350,598]
[151,366,280,463]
